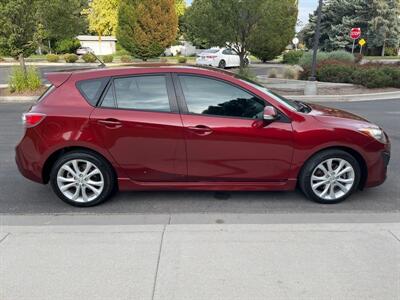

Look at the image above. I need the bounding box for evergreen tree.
[368,0,400,56]
[117,0,178,60]
[300,0,400,54]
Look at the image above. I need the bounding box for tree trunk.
[19,54,27,75]
[381,41,386,57]
[239,53,246,70]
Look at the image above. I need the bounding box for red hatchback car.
[16,66,390,206]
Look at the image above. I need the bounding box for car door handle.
[187,125,213,136]
[97,118,122,128]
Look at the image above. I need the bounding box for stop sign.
[350,28,361,40]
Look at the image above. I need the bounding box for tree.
[0,0,37,70]
[175,0,186,17]
[248,0,298,62]
[368,0,400,56]
[117,0,178,60]
[183,0,298,67]
[36,0,87,45]
[301,0,400,54]
[83,0,119,54]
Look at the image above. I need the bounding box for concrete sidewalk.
[1,222,399,300]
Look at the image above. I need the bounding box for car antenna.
[89,50,106,68]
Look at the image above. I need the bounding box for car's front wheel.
[50,151,115,207]
[299,150,361,204]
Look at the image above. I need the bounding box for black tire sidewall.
[219,60,226,69]
[50,151,115,207]
[299,150,361,204]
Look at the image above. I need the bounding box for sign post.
[350,28,361,53]
[358,38,366,54]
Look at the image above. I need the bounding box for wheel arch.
[298,146,368,190]
[42,146,118,185]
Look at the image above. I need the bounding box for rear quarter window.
[76,77,109,106]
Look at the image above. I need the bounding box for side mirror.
[263,106,278,121]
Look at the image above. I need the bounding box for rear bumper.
[196,60,218,67]
[15,129,45,184]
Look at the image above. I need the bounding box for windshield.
[202,49,219,54]
[236,76,301,111]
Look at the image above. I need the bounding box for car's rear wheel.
[218,60,226,69]
[50,151,115,207]
[299,150,361,204]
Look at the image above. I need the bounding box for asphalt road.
[0,100,399,214]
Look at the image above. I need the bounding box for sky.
[185,0,318,32]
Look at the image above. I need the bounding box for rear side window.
[101,75,171,112]
[76,78,109,106]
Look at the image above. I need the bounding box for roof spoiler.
[45,72,72,87]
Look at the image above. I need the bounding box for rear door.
[90,73,187,182]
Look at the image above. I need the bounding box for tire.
[299,149,361,204]
[50,150,115,207]
[244,58,249,66]
[218,60,226,69]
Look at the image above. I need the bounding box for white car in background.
[196,48,249,69]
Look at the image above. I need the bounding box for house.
[76,35,117,55]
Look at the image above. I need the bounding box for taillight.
[22,113,46,128]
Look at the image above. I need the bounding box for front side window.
[103,75,171,112]
[179,75,265,119]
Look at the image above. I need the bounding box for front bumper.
[364,140,391,188]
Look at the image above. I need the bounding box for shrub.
[384,47,398,56]
[381,66,400,88]
[120,55,132,63]
[283,66,298,79]
[268,68,278,78]
[298,51,329,67]
[82,53,97,63]
[55,38,81,54]
[46,54,59,62]
[64,53,78,63]
[102,55,114,63]
[178,57,187,63]
[351,68,392,88]
[317,63,354,83]
[299,50,354,67]
[9,66,41,93]
[237,67,257,82]
[282,51,304,64]
[327,50,354,64]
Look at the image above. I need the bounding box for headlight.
[360,126,387,143]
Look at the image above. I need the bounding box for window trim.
[76,77,111,107]
[172,73,290,122]
[97,73,179,114]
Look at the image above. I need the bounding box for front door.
[90,74,187,182]
[174,74,294,182]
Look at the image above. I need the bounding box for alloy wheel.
[56,159,104,203]
[310,158,355,201]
